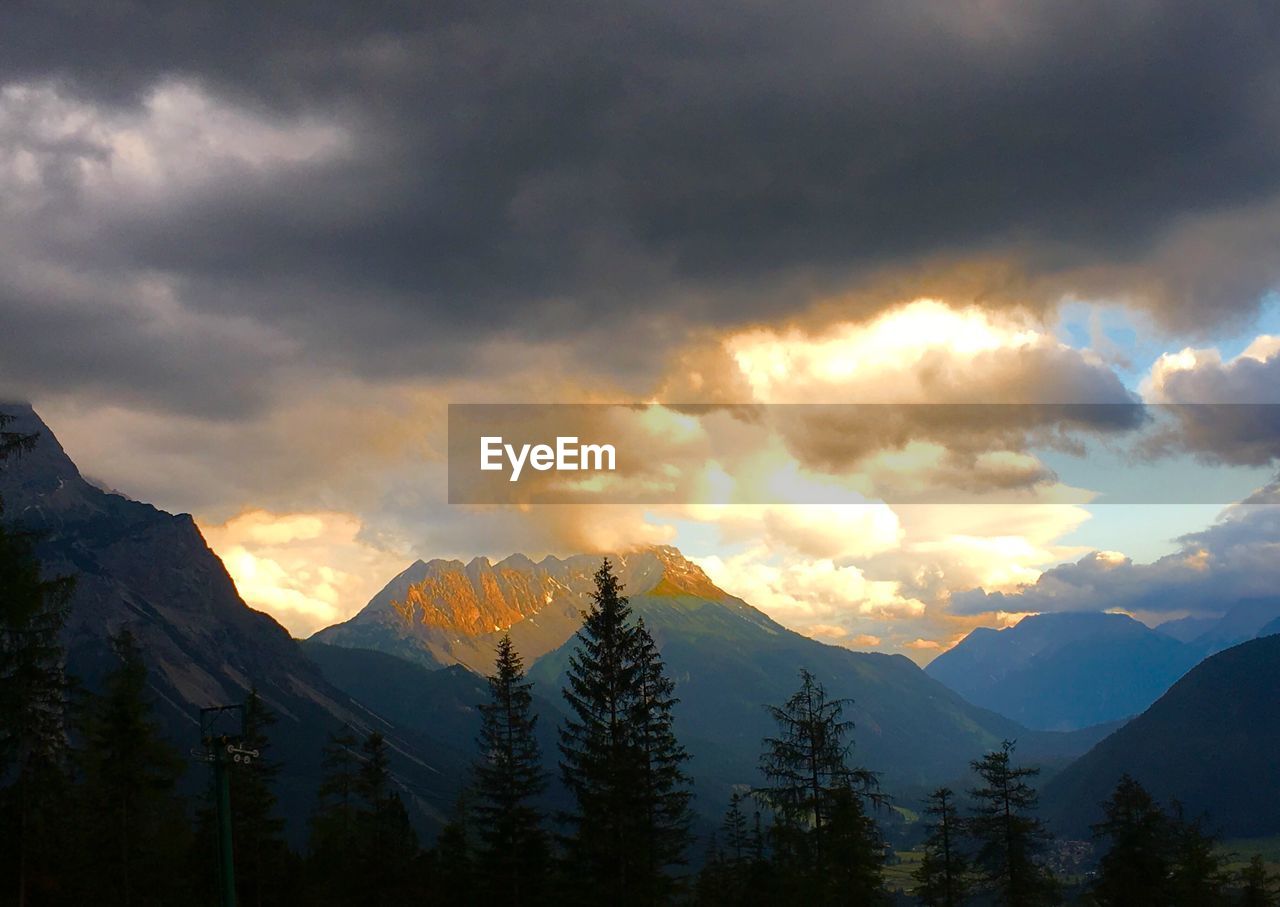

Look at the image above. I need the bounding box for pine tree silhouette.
[755,668,884,904]
[1090,774,1172,906]
[914,787,970,907]
[74,629,193,905]
[473,633,548,905]
[559,558,692,905]
[967,740,1058,906]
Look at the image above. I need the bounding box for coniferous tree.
[695,832,731,906]
[1166,803,1226,907]
[721,792,751,870]
[306,727,363,905]
[353,731,419,905]
[73,629,192,906]
[914,787,970,907]
[472,634,548,905]
[192,689,294,906]
[696,793,755,905]
[430,815,475,899]
[559,558,692,905]
[966,741,1058,906]
[630,618,693,896]
[231,689,292,906]
[1237,854,1279,907]
[755,668,884,905]
[0,414,75,906]
[1090,774,1172,907]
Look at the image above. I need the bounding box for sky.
[2,2,1279,661]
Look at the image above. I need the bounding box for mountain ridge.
[0,404,468,839]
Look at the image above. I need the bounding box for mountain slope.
[312,554,591,671]
[1188,597,1280,652]
[925,612,1202,730]
[1041,633,1280,838]
[315,544,1105,812]
[0,404,466,837]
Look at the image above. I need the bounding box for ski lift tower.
[199,704,260,907]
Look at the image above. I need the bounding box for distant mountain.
[1042,633,1280,838]
[925,612,1202,731]
[1258,616,1280,638]
[1187,597,1280,652]
[0,404,466,839]
[316,545,1110,811]
[1155,614,1220,643]
[312,554,594,671]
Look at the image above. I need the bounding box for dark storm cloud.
[4,1,1280,407]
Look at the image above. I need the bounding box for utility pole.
[198,704,259,907]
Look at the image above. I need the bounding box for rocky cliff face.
[312,545,728,671]
[0,404,466,836]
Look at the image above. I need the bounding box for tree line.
[3,414,1279,905]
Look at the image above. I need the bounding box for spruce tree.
[755,668,884,904]
[74,629,193,905]
[1166,802,1226,906]
[232,689,291,906]
[559,558,691,904]
[966,741,1058,907]
[0,413,75,905]
[1238,854,1279,907]
[700,793,763,906]
[915,787,970,907]
[472,633,548,905]
[1090,774,1172,907]
[306,727,363,905]
[354,731,419,906]
[430,816,475,899]
[722,792,751,869]
[630,618,693,896]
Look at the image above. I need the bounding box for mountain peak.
[314,543,735,670]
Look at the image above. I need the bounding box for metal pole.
[215,743,237,907]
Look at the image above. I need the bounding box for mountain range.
[10,401,1278,844]
[315,545,1113,811]
[926,602,1280,731]
[0,404,469,839]
[1041,632,1280,837]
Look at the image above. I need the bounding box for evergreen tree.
[559,558,692,905]
[1166,803,1226,906]
[721,792,751,868]
[630,619,693,894]
[966,741,1058,906]
[755,668,884,905]
[231,689,291,906]
[353,731,419,906]
[914,787,970,907]
[0,413,75,906]
[430,815,475,898]
[1237,854,1279,907]
[472,634,548,905]
[697,793,755,905]
[73,629,193,906]
[1090,774,1172,907]
[306,727,363,905]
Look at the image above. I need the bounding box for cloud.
[660,301,1142,488]
[1141,335,1280,466]
[3,4,1280,422]
[951,481,1280,617]
[200,509,411,637]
